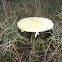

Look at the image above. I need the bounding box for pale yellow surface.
[17,17,54,32]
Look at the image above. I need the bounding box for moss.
[35,44,38,49]
[42,49,46,52]
[41,42,44,45]
[35,54,38,57]
[35,58,39,62]
[42,45,45,49]
[20,41,25,46]
[32,60,35,62]
[46,45,48,48]
[29,42,33,45]
[38,40,41,43]
[31,53,33,57]
[42,49,46,54]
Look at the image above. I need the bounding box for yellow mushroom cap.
[17,17,54,32]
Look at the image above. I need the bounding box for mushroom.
[17,17,54,42]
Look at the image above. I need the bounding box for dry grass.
[0,0,62,62]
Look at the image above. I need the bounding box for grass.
[0,0,62,62]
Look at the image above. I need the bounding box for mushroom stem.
[35,32,39,38]
[21,30,24,32]
[31,32,35,43]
